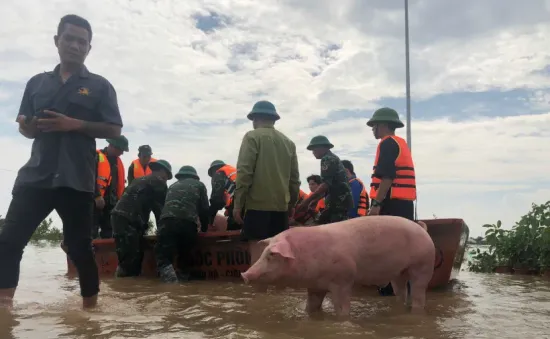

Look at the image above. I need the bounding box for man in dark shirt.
[155,166,210,283]
[110,160,172,278]
[127,145,156,185]
[366,107,417,297]
[297,135,353,224]
[93,136,129,239]
[366,107,416,220]
[0,14,123,309]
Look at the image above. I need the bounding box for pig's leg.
[390,270,409,306]
[306,288,327,313]
[408,262,433,313]
[329,284,353,317]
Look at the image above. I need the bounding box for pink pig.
[241,215,435,316]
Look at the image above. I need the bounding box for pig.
[417,220,428,231]
[240,215,435,317]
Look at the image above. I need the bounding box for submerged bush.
[30,218,63,242]
[468,200,550,273]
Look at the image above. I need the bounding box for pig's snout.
[241,272,250,285]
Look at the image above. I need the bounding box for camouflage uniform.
[209,171,239,230]
[110,174,168,277]
[317,151,353,224]
[155,177,210,281]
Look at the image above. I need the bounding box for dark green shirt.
[111,174,167,225]
[320,151,353,212]
[161,178,210,231]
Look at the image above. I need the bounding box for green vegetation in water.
[468,200,550,274]
[0,215,63,243]
[468,236,487,245]
[30,217,63,242]
[147,219,156,235]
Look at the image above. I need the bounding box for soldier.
[127,145,157,185]
[366,107,416,220]
[296,135,353,224]
[233,100,300,293]
[366,107,417,297]
[207,160,239,230]
[93,136,128,239]
[155,166,210,283]
[110,159,173,278]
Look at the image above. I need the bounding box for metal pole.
[405,0,411,150]
[404,0,418,220]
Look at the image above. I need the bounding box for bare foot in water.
[82,295,98,309]
[0,297,13,309]
[0,288,15,309]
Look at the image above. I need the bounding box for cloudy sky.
[1,0,549,237]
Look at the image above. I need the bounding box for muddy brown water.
[1,243,549,339]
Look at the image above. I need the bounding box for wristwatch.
[371,199,381,207]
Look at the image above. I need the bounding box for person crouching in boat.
[155,166,210,283]
[289,189,308,226]
[291,175,326,226]
[366,107,417,296]
[206,160,240,231]
[110,160,172,278]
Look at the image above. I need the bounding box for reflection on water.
[1,243,549,338]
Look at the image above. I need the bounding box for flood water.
[1,243,549,339]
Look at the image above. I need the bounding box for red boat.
[66,218,469,289]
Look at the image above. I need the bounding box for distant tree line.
[0,215,63,242]
[468,236,487,245]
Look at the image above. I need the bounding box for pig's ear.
[270,241,295,260]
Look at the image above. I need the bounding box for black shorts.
[241,209,289,241]
[380,199,414,220]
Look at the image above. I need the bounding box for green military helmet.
[175,165,199,180]
[247,100,280,121]
[207,160,226,177]
[366,107,404,128]
[149,159,173,180]
[106,135,129,152]
[306,135,334,150]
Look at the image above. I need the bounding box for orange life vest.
[370,135,416,201]
[96,150,126,199]
[316,198,325,211]
[216,164,237,210]
[350,177,369,216]
[132,158,157,179]
[296,189,308,206]
[293,192,325,224]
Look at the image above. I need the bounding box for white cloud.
[1,0,550,237]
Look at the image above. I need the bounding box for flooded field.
[1,243,549,339]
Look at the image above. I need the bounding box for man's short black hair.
[306,174,321,185]
[342,160,354,174]
[57,14,93,42]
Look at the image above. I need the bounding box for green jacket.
[233,126,300,212]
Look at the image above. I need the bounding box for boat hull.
[67,218,469,289]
